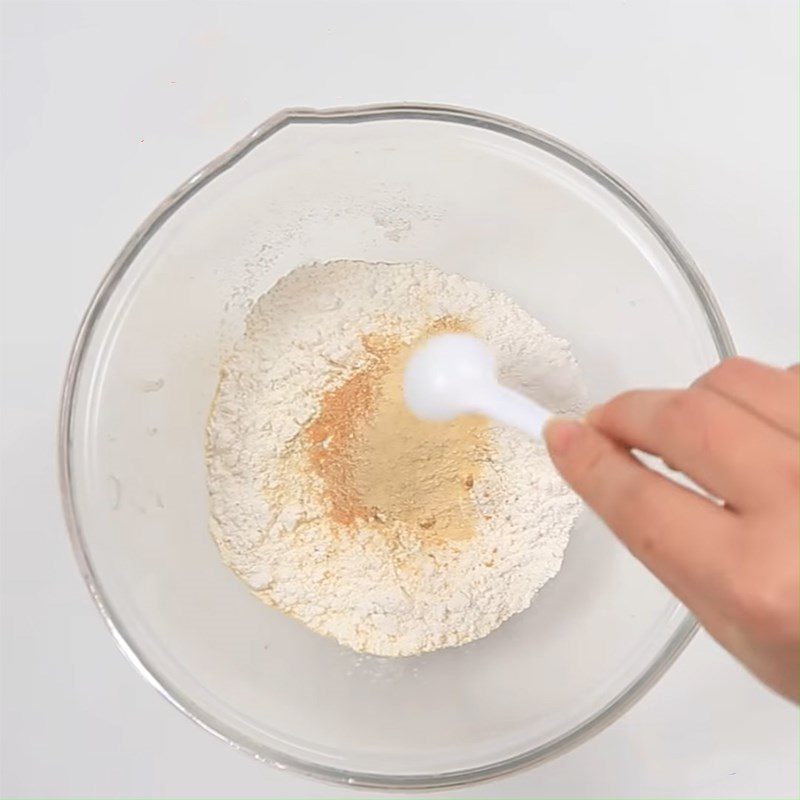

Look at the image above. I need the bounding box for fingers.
[545,417,734,598]
[587,388,796,510]
[694,357,799,437]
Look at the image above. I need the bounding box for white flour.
[206,260,585,656]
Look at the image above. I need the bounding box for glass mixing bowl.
[59,104,734,789]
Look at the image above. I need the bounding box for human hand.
[545,358,799,701]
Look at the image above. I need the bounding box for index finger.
[545,417,736,601]
[694,357,800,437]
[587,388,795,510]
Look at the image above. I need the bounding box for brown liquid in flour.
[306,318,488,542]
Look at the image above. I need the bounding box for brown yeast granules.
[306,318,488,543]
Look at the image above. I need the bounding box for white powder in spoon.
[206,260,585,656]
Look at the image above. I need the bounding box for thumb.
[544,417,628,510]
[543,416,727,587]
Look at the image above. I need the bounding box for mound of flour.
[206,260,585,656]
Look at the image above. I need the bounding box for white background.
[1,1,798,797]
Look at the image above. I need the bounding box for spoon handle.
[478,385,550,440]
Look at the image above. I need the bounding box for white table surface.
[1,1,798,797]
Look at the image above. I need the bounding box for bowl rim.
[58,102,735,790]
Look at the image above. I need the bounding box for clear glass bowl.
[59,104,734,789]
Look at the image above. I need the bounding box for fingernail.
[543,416,585,456]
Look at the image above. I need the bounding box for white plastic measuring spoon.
[403,333,550,439]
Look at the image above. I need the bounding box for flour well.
[206,260,586,656]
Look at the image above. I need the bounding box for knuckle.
[622,479,671,558]
[625,512,659,559]
[655,391,705,435]
[711,356,758,387]
[600,391,642,430]
[728,583,799,639]
[573,436,609,483]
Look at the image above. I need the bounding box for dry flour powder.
[206,260,585,656]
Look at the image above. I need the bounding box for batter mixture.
[206,260,585,656]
